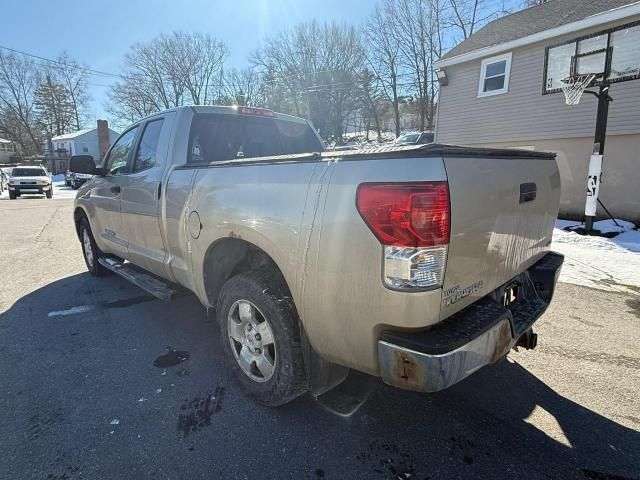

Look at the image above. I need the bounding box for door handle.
[519,183,536,203]
[110,185,121,194]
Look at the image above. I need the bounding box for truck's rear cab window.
[188,113,322,163]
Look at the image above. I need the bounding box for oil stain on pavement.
[153,348,190,368]
[177,386,225,438]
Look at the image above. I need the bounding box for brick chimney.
[97,119,111,161]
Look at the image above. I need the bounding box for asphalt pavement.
[0,198,638,480]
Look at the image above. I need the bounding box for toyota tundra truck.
[71,105,563,406]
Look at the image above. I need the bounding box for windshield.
[396,133,420,143]
[11,168,47,177]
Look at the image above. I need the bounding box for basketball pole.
[584,83,613,234]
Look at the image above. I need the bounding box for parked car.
[72,172,93,189]
[8,166,53,199]
[394,131,435,145]
[71,105,563,406]
[65,170,74,187]
[68,155,95,189]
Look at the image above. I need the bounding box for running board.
[98,257,175,301]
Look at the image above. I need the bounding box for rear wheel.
[79,217,108,276]
[217,269,307,406]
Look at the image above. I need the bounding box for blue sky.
[2,0,380,123]
[2,0,518,125]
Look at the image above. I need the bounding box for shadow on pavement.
[0,273,638,480]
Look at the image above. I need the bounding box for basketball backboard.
[543,20,640,94]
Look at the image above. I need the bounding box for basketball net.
[560,74,596,105]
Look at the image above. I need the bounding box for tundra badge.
[443,281,484,306]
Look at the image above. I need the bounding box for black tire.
[72,182,79,190]
[8,191,16,200]
[217,269,307,406]
[78,217,108,277]
[46,188,53,199]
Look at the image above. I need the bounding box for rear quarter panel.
[305,156,448,375]
[187,161,320,308]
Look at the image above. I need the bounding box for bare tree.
[445,0,510,42]
[253,21,365,143]
[55,52,91,131]
[362,0,403,137]
[448,0,479,40]
[0,51,43,155]
[394,0,434,130]
[163,32,227,105]
[107,32,227,126]
[220,67,263,106]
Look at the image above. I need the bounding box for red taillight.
[356,182,450,247]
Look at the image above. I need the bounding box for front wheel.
[78,217,108,276]
[8,191,16,200]
[45,188,53,199]
[217,269,307,406]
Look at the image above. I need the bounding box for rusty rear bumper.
[378,252,564,393]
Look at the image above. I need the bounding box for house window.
[81,143,89,153]
[478,53,512,97]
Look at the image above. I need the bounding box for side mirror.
[70,155,105,175]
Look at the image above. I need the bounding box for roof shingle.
[441,0,638,60]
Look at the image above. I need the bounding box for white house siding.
[436,16,640,222]
[50,129,119,164]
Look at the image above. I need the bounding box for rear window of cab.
[188,113,323,163]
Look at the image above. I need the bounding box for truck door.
[120,114,172,277]
[90,125,140,258]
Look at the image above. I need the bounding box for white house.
[0,138,17,163]
[47,120,119,163]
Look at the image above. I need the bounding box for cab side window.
[106,126,139,175]
[133,119,164,173]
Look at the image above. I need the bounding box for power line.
[0,44,122,79]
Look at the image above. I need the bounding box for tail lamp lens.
[356,182,450,290]
[356,182,450,247]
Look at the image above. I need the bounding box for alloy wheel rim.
[82,229,94,267]
[227,299,277,382]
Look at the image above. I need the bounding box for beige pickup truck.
[71,105,563,406]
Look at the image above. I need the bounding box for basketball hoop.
[560,74,596,105]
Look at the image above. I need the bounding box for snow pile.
[51,176,78,199]
[552,219,640,293]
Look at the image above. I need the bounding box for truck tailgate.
[441,153,561,319]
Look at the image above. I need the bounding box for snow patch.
[552,219,640,293]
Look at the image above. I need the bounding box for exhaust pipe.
[516,329,538,350]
